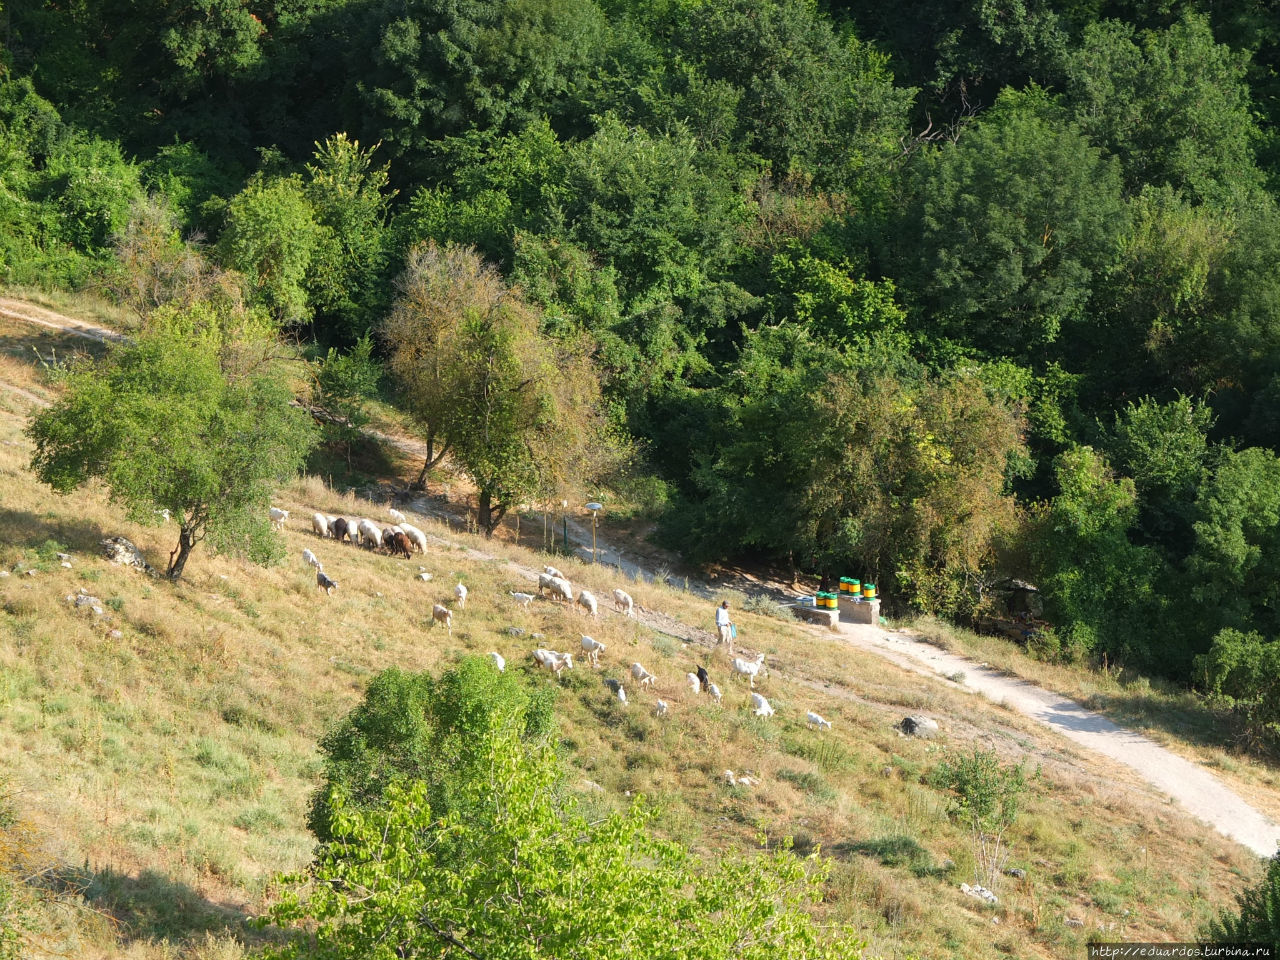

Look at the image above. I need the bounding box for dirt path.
[3,294,1278,859]
[832,623,1280,857]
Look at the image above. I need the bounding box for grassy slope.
[0,315,1266,959]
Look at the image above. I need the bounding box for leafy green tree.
[218,173,320,325]
[669,0,912,193]
[766,243,909,351]
[26,305,317,580]
[1187,447,1280,643]
[343,0,608,177]
[268,660,865,960]
[909,86,1128,360]
[1106,394,1214,546]
[303,134,396,337]
[307,659,555,843]
[1065,15,1263,205]
[1195,629,1280,748]
[314,334,382,463]
[382,243,620,529]
[1026,446,1169,666]
[665,324,1024,615]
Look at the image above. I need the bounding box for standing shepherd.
[716,600,734,652]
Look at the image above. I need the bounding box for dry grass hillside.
[0,313,1266,959]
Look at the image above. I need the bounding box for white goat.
[616,684,627,706]
[654,699,668,717]
[431,603,452,636]
[725,770,760,787]
[455,582,468,608]
[311,512,330,537]
[577,589,598,617]
[630,662,656,686]
[750,692,775,717]
[302,548,323,571]
[269,507,289,530]
[548,577,573,603]
[357,519,383,549]
[399,522,428,553]
[532,648,574,677]
[510,591,535,606]
[708,682,723,705]
[685,672,701,695]
[580,635,607,667]
[489,651,506,672]
[612,588,634,615]
[730,653,767,689]
[806,711,832,730]
[389,507,406,525]
[544,565,564,579]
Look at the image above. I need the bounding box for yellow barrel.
[862,582,876,599]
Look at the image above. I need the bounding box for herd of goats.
[266,503,837,745]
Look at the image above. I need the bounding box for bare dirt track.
[2,294,1277,859]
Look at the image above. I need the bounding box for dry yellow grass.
[0,314,1267,958]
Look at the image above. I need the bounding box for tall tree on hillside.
[27,305,317,581]
[1065,15,1263,206]
[382,242,620,530]
[908,86,1128,361]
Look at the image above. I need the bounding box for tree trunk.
[412,435,448,491]
[168,526,198,581]
[477,488,507,537]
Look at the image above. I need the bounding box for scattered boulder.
[56,553,71,562]
[1006,867,1026,880]
[505,626,526,637]
[108,629,123,640]
[417,572,433,582]
[899,716,940,738]
[960,882,998,904]
[60,561,72,569]
[1065,917,1084,929]
[100,537,158,577]
[69,593,104,616]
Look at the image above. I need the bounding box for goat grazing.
[685,672,701,695]
[580,635,606,667]
[612,588,634,615]
[399,522,428,553]
[316,570,338,595]
[730,653,767,688]
[750,692,775,717]
[432,603,452,636]
[708,682,723,705]
[454,582,468,608]
[389,507,406,525]
[544,565,564,579]
[532,649,573,677]
[577,590,598,617]
[654,699,668,717]
[331,517,351,544]
[696,665,710,692]
[510,591,535,606]
[630,662,656,686]
[312,513,330,537]
[489,652,506,672]
[269,507,289,530]
[806,711,832,730]
[357,519,383,549]
[302,548,323,570]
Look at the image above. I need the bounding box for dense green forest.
[4,0,1280,697]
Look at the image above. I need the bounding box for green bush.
[308,658,555,841]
